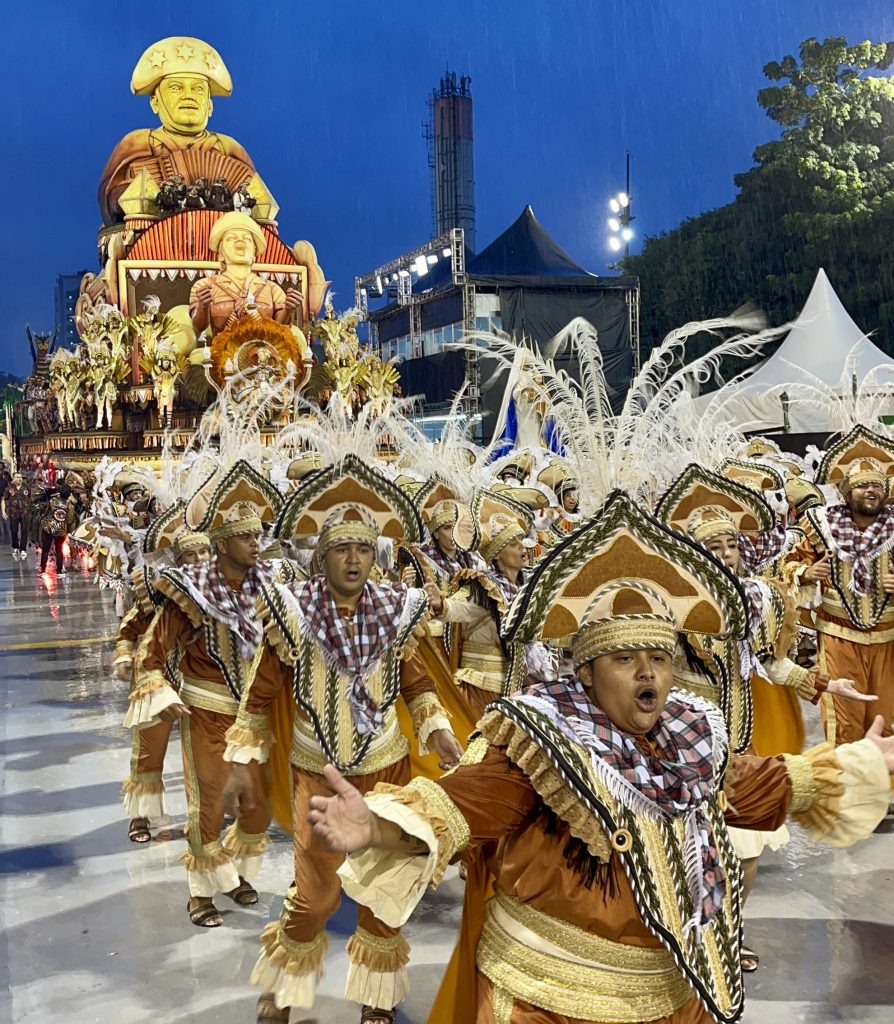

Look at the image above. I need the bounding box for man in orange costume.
[785,455,894,746]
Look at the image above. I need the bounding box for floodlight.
[608,237,622,252]
[442,247,452,257]
[426,254,438,265]
[621,227,633,241]
[608,217,620,232]
[609,198,621,213]
[618,192,630,208]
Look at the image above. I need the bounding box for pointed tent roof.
[694,269,894,431]
[469,204,595,278]
[734,268,888,389]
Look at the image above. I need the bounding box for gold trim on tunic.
[180,675,239,715]
[476,889,692,1022]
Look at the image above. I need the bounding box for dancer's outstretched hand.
[865,715,894,773]
[430,729,464,771]
[308,764,373,853]
[827,678,878,703]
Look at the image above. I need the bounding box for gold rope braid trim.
[476,897,692,1022]
[259,920,329,975]
[133,571,158,618]
[572,618,677,666]
[455,666,506,694]
[782,742,844,833]
[476,711,611,861]
[345,927,410,972]
[155,576,205,628]
[369,780,457,885]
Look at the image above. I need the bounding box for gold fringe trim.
[773,579,801,659]
[449,569,508,613]
[180,844,232,872]
[369,781,455,884]
[223,822,270,858]
[259,920,328,975]
[155,576,205,628]
[345,927,409,973]
[224,722,272,754]
[122,774,163,797]
[129,670,171,702]
[783,742,844,831]
[407,692,450,732]
[478,711,612,861]
[133,571,157,618]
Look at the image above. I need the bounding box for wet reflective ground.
[1,549,892,1023]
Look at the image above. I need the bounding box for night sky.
[2,0,891,376]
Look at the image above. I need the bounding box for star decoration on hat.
[176,43,196,60]
[202,49,219,72]
[148,48,167,68]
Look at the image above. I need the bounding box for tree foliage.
[623,37,894,366]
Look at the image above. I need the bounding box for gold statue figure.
[98,37,256,226]
[189,212,303,336]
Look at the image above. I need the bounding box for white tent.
[694,269,894,432]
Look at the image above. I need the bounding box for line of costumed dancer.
[88,311,894,1024]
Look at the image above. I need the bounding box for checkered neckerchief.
[296,575,409,735]
[737,524,788,573]
[519,677,726,928]
[183,558,275,659]
[822,503,894,595]
[487,566,525,603]
[420,541,481,581]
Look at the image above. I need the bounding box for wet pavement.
[1,546,892,1023]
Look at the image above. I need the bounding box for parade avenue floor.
[1,550,893,1024]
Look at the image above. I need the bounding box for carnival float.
[13,36,401,472]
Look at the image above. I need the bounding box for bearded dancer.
[784,431,894,747]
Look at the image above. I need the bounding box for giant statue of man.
[98,37,256,226]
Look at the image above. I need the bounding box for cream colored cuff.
[337,792,440,929]
[222,718,272,765]
[407,692,453,754]
[124,676,183,729]
[786,739,890,847]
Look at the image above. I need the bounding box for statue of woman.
[188,212,302,336]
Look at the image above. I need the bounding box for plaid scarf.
[420,541,481,580]
[737,525,789,574]
[181,558,275,659]
[518,678,727,933]
[296,575,409,735]
[487,566,525,603]
[820,503,894,596]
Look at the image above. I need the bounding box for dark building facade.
[54,272,87,350]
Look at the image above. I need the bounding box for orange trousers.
[820,632,894,744]
[280,759,410,947]
[178,708,268,868]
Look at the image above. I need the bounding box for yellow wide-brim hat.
[131,37,233,96]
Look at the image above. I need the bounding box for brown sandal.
[360,1008,396,1024]
[256,994,289,1022]
[128,817,151,844]
[225,876,259,906]
[187,896,223,928]
[741,943,760,972]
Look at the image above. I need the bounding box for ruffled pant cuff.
[250,922,327,1010]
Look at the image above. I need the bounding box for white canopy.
[694,269,894,432]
